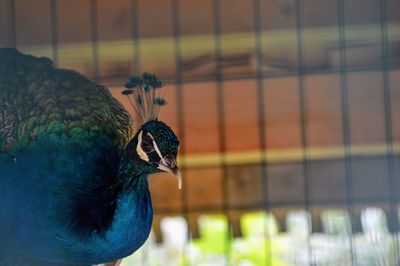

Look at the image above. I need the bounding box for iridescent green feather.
[0,48,134,155]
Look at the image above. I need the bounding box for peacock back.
[0,47,134,157]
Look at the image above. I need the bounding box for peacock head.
[133,120,181,188]
[122,73,182,189]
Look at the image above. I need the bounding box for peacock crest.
[121,73,167,130]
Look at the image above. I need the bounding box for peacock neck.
[118,147,150,193]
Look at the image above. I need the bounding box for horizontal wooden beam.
[178,142,400,168]
[16,23,400,83]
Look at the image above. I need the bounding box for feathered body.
[0,48,179,266]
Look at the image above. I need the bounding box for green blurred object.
[192,215,230,255]
[189,213,288,266]
[234,213,287,266]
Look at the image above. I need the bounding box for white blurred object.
[160,216,189,265]
[361,207,390,242]
[119,217,190,266]
[275,210,313,265]
[277,209,353,266]
[286,210,311,238]
[354,207,393,266]
[321,209,352,237]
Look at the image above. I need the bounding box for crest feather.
[122,73,167,130]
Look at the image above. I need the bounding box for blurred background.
[1,0,400,265]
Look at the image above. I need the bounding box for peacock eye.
[141,140,154,153]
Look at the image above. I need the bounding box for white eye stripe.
[136,131,149,162]
[146,132,164,162]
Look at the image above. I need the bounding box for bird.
[0,48,181,266]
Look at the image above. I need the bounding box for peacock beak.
[157,155,182,190]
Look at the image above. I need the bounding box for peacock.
[0,48,181,266]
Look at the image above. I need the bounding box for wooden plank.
[12,23,400,82]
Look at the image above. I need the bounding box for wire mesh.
[2,0,400,265]
[293,1,315,264]
[336,0,357,264]
[252,0,272,265]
